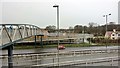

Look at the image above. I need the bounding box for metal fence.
[1,48,119,67]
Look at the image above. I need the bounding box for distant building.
[105,29,120,39]
[48,33,93,43]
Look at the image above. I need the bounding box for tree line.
[45,22,120,36]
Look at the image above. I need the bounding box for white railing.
[1,48,119,66]
[0,48,118,58]
[32,56,119,67]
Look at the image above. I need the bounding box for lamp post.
[53,4,60,67]
[103,14,111,32]
[103,13,111,52]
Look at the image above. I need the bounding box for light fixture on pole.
[103,14,111,32]
[53,4,60,67]
[103,13,111,52]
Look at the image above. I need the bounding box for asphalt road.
[1,46,119,54]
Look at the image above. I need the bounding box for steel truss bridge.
[0,24,44,49]
[0,24,45,68]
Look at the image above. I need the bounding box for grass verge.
[13,43,119,50]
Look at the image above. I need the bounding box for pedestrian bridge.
[0,24,44,49]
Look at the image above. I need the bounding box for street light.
[103,14,111,32]
[103,13,111,52]
[53,4,60,66]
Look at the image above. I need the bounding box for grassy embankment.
[13,43,119,49]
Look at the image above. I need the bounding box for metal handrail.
[32,56,119,67]
[0,48,118,58]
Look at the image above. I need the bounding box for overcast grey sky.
[1,0,120,28]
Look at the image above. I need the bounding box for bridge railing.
[31,56,119,67]
[0,24,43,49]
[1,48,119,66]
[0,48,118,58]
[2,56,118,67]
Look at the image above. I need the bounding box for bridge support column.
[8,45,13,68]
[36,35,44,48]
[40,36,43,48]
[35,35,37,48]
